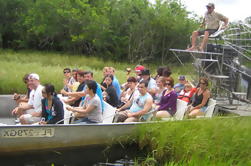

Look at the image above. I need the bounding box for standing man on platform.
[187,3,228,52]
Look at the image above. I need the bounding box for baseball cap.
[178,75,186,80]
[206,3,215,8]
[141,69,150,76]
[29,73,40,80]
[135,65,145,72]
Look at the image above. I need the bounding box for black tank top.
[192,89,208,107]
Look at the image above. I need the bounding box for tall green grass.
[133,117,251,165]
[0,49,193,94]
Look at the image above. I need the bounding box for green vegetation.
[129,117,251,165]
[0,0,198,63]
[0,50,193,94]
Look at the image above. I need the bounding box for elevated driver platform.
[169,22,251,115]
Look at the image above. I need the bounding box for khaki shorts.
[23,109,41,124]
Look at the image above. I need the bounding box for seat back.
[173,99,188,120]
[102,101,116,123]
[57,94,73,124]
[204,98,216,118]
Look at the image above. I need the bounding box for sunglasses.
[63,71,70,74]
[200,82,206,85]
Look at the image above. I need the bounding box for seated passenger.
[13,73,31,105]
[134,65,145,82]
[40,84,64,125]
[116,80,153,122]
[107,67,121,98]
[178,83,197,104]
[61,70,86,106]
[154,66,165,80]
[66,80,102,124]
[62,68,76,93]
[187,77,210,118]
[154,76,167,104]
[162,67,172,79]
[140,69,157,97]
[102,74,119,107]
[100,66,109,91]
[155,77,177,118]
[174,75,187,95]
[120,77,138,107]
[12,73,43,124]
[71,68,80,92]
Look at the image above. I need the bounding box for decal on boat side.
[0,128,55,138]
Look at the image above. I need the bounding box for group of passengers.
[11,65,211,125]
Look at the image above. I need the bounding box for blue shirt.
[129,92,152,120]
[112,76,121,98]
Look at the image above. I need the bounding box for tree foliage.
[0,0,198,63]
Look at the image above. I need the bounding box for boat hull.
[0,123,139,153]
[0,95,139,153]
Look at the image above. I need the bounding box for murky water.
[0,143,144,166]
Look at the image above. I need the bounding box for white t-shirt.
[28,84,44,113]
[148,78,157,91]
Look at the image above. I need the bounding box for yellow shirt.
[72,82,80,92]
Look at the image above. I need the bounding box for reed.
[0,49,192,94]
[135,117,251,165]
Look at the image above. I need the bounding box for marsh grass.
[135,117,251,165]
[0,49,193,94]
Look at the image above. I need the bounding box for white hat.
[29,73,40,80]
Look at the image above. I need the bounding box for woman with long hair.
[187,77,210,118]
[103,74,119,107]
[155,77,177,118]
[40,84,64,124]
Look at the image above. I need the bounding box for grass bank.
[0,49,193,94]
[132,117,251,165]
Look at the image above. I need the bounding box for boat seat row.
[141,98,217,122]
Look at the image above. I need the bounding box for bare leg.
[156,111,171,118]
[188,109,205,118]
[187,31,199,51]
[199,31,209,51]
[19,115,27,124]
[124,117,138,122]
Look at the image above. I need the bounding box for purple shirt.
[157,89,177,116]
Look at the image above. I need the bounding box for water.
[0,143,144,166]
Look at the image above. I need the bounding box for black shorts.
[198,29,218,36]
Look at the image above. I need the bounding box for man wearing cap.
[140,69,157,96]
[134,65,145,82]
[187,3,228,51]
[174,75,187,95]
[12,73,44,124]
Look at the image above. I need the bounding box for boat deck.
[216,98,251,116]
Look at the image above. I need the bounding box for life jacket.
[178,88,196,103]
